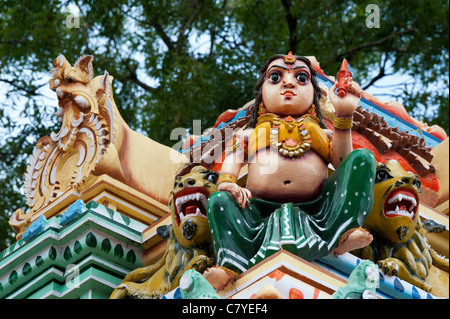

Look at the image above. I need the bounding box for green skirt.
[207,149,376,274]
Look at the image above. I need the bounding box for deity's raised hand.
[329,80,363,117]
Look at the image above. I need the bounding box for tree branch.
[176,0,202,49]
[153,22,176,51]
[280,0,298,51]
[337,28,419,61]
[0,78,45,97]
[362,52,392,90]
[122,62,155,92]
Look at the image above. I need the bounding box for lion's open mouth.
[173,187,209,226]
[383,188,418,219]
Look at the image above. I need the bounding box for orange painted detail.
[313,288,320,299]
[289,288,304,299]
[268,270,285,281]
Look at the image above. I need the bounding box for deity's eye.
[268,72,281,83]
[375,169,392,183]
[206,172,218,184]
[296,72,308,83]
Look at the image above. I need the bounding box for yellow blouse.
[248,113,330,162]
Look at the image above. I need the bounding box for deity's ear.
[74,55,94,80]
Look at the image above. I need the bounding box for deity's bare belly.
[246,148,328,203]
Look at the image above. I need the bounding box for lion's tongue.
[184,206,198,216]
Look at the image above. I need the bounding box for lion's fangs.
[387,193,417,211]
[175,193,208,221]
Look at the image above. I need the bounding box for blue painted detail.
[394,277,405,292]
[411,286,421,299]
[22,215,48,242]
[379,271,385,283]
[60,199,86,226]
[216,109,247,130]
[173,287,182,299]
[427,293,433,299]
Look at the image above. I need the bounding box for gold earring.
[258,103,267,115]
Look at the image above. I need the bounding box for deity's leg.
[297,148,377,259]
[206,191,271,274]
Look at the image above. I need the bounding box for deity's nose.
[282,79,295,88]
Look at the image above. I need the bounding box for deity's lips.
[383,188,418,220]
[173,187,209,226]
[280,90,297,97]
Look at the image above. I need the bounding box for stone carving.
[9,55,187,239]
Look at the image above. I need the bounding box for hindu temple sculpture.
[206,53,377,284]
[9,54,187,239]
[179,269,221,299]
[332,260,380,299]
[110,166,217,299]
[354,160,449,292]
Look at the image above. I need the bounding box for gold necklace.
[257,113,317,158]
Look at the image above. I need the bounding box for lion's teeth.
[174,192,209,220]
[387,194,417,207]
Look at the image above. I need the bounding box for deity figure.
[206,53,376,285]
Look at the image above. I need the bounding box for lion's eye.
[413,178,421,189]
[206,172,218,184]
[375,169,392,183]
[174,177,181,188]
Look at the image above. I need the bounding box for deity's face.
[262,58,314,117]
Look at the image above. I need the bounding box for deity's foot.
[333,227,373,255]
[202,266,238,290]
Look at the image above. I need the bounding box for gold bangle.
[333,114,353,130]
[217,173,237,185]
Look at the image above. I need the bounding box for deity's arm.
[328,81,363,169]
[220,127,247,176]
[217,130,251,207]
[220,150,245,179]
[330,126,353,169]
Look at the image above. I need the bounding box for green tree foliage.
[0,0,448,250]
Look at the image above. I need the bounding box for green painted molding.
[0,200,148,299]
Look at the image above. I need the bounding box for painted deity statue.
[206,53,377,284]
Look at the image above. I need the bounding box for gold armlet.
[217,173,237,185]
[225,136,248,158]
[333,114,353,130]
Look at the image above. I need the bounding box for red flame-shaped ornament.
[336,59,352,97]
